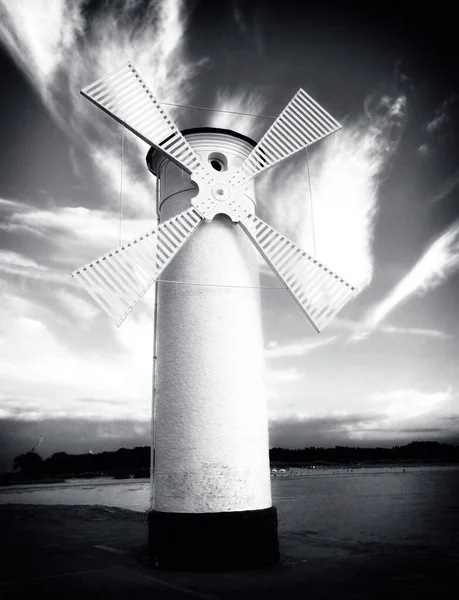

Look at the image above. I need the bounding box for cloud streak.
[336,318,451,340]
[354,221,459,339]
[0,198,155,268]
[266,336,338,358]
[379,325,451,339]
[424,93,457,135]
[432,168,459,204]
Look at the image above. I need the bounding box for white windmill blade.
[240,214,357,332]
[71,207,203,326]
[81,62,209,179]
[229,88,341,189]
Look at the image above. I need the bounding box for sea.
[1,466,458,552]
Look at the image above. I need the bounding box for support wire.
[159,101,276,120]
[119,125,125,245]
[305,147,316,257]
[156,278,286,290]
[149,280,158,511]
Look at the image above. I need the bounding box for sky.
[0,0,458,465]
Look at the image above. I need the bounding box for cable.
[159,101,276,121]
[119,124,125,245]
[150,281,158,511]
[156,278,286,290]
[305,147,316,257]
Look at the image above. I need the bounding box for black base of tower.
[148,506,279,570]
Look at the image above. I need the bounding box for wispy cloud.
[352,221,459,340]
[0,243,78,292]
[432,168,459,204]
[0,0,84,95]
[266,336,338,358]
[369,387,452,420]
[0,197,30,212]
[0,0,200,215]
[418,143,429,158]
[0,261,71,289]
[233,6,247,34]
[257,82,408,291]
[419,93,458,161]
[336,317,451,340]
[425,112,449,134]
[422,94,459,204]
[208,88,267,139]
[0,200,155,270]
[424,94,457,135]
[231,1,264,55]
[267,367,304,383]
[0,250,47,271]
[380,325,451,339]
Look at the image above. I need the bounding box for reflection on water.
[0,477,151,512]
[1,467,458,550]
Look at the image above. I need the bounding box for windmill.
[72,62,357,570]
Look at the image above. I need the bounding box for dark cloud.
[0,418,151,468]
[268,414,379,448]
[396,427,448,434]
[2,414,458,471]
[268,415,459,449]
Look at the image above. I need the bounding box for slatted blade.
[71,207,203,326]
[81,62,208,179]
[229,89,341,189]
[240,214,357,332]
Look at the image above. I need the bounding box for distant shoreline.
[6,441,458,486]
[2,463,458,487]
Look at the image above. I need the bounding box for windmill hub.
[190,175,251,222]
[212,183,230,202]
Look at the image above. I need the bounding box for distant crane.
[29,436,43,454]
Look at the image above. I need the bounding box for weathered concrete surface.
[0,504,456,599]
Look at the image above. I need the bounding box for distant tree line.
[11,446,151,479]
[269,441,459,465]
[8,441,459,480]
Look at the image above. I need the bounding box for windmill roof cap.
[146,127,257,176]
[180,127,257,147]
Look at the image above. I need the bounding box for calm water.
[1,466,458,551]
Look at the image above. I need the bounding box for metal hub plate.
[211,183,231,202]
[191,172,253,222]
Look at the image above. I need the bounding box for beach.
[2,465,458,550]
[1,464,458,598]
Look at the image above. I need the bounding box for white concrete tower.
[146,128,279,569]
[74,61,358,571]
